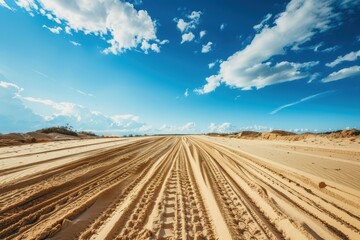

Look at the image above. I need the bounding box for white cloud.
[32,69,48,78]
[181,32,195,44]
[64,26,72,35]
[15,0,38,12]
[159,39,169,45]
[0,0,13,10]
[176,19,189,32]
[321,65,360,83]
[326,50,360,67]
[208,59,222,69]
[110,114,139,127]
[175,11,201,32]
[76,89,93,97]
[42,25,62,34]
[239,124,272,132]
[0,80,152,134]
[188,11,201,21]
[220,23,225,31]
[197,61,318,94]
[0,81,22,92]
[208,122,234,133]
[197,0,341,94]
[175,10,202,43]
[322,45,340,52]
[270,90,335,114]
[158,122,196,133]
[201,42,213,53]
[194,75,221,94]
[70,41,81,46]
[253,13,272,32]
[179,122,196,132]
[17,0,161,55]
[184,88,189,97]
[199,30,206,38]
[21,96,79,118]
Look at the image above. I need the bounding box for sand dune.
[0,136,359,239]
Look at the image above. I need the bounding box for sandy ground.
[0,136,359,240]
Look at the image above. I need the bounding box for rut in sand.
[0,136,359,239]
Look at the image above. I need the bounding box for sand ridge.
[0,136,359,239]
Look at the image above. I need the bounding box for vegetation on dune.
[38,124,97,137]
[38,124,79,136]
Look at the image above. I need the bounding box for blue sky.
[0,0,359,134]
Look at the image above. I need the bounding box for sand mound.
[237,131,261,138]
[213,128,360,142]
[0,129,99,147]
[327,129,360,138]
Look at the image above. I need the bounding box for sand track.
[0,136,359,240]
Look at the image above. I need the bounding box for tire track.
[0,136,359,240]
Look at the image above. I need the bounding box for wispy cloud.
[0,0,13,10]
[76,89,94,97]
[270,90,335,115]
[253,13,272,32]
[326,50,360,68]
[220,23,226,31]
[184,88,189,97]
[42,25,62,34]
[32,69,48,78]
[70,41,81,46]
[322,65,360,83]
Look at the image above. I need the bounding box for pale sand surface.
[0,136,359,239]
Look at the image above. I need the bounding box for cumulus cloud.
[176,19,188,32]
[0,0,13,10]
[16,0,162,54]
[270,90,335,114]
[194,75,221,94]
[196,0,343,94]
[179,122,196,132]
[175,11,202,32]
[239,124,273,132]
[42,25,62,34]
[208,122,234,133]
[199,30,206,38]
[208,62,216,69]
[175,10,202,43]
[253,13,272,32]
[141,40,160,53]
[158,122,196,133]
[321,65,360,82]
[201,42,213,53]
[196,61,318,94]
[208,59,222,69]
[181,32,195,44]
[326,50,360,67]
